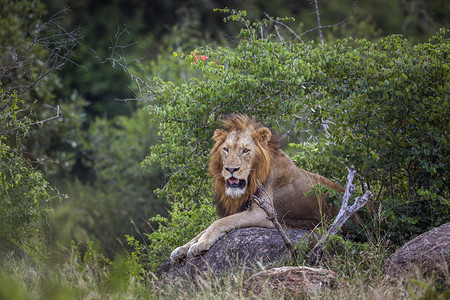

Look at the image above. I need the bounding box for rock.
[156,227,310,278]
[243,266,338,298]
[384,222,450,277]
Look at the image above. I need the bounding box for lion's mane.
[209,115,282,217]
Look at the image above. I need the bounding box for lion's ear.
[213,129,227,142]
[253,127,272,144]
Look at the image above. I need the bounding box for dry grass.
[0,241,448,300]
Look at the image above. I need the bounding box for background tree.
[0,0,77,248]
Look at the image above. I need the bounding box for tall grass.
[0,239,448,300]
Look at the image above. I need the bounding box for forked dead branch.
[251,166,372,265]
[308,166,373,264]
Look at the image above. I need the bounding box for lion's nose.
[225,167,240,175]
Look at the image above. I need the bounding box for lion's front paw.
[170,246,188,263]
[187,240,212,258]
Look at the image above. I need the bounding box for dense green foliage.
[294,30,449,243]
[129,11,449,270]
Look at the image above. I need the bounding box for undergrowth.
[0,237,448,300]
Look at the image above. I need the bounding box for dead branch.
[251,183,298,260]
[308,166,372,265]
[313,0,324,45]
[0,9,79,136]
[300,0,359,40]
[274,24,284,43]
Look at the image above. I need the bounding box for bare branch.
[274,25,284,43]
[313,0,324,44]
[402,1,417,34]
[97,25,157,97]
[18,62,65,96]
[300,0,359,39]
[1,8,81,96]
[308,166,372,265]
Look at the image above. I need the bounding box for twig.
[251,182,298,260]
[307,166,372,265]
[2,8,80,96]
[18,62,65,96]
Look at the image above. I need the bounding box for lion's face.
[219,130,257,198]
[210,115,278,217]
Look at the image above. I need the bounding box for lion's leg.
[187,206,274,258]
[170,229,207,262]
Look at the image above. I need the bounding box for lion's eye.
[223,147,229,153]
[243,149,250,154]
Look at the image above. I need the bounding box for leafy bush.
[294,29,449,243]
[0,86,62,243]
[128,11,448,271]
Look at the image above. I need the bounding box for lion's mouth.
[226,177,246,189]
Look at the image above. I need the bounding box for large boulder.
[384,222,450,277]
[156,227,310,278]
[243,266,338,298]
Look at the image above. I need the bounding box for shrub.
[295,29,449,243]
[0,86,62,243]
[128,10,448,270]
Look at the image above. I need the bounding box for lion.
[170,114,349,261]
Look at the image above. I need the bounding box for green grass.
[0,239,448,300]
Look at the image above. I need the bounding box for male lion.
[170,114,346,261]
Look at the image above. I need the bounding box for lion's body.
[269,150,344,228]
[170,115,348,261]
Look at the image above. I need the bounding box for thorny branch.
[251,181,298,260]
